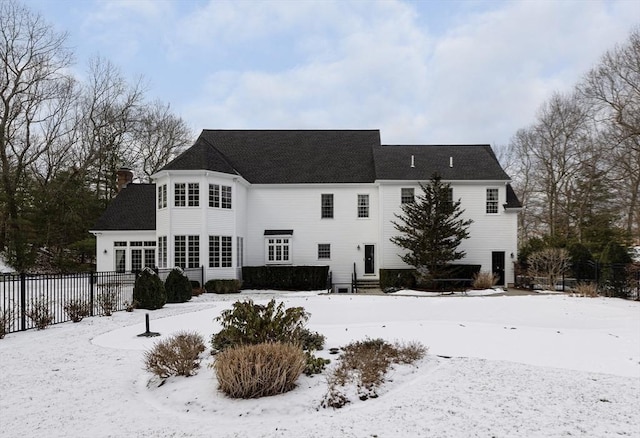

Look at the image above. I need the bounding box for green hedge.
[380,265,482,290]
[205,279,242,294]
[242,266,329,290]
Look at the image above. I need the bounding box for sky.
[20,0,640,146]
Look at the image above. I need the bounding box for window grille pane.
[158,236,167,268]
[321,194,333,218]
[209,184,220,207]
[222,236,232,267]
[209,236,220,268]
[144,249,155,268]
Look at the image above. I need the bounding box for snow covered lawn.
[1,291,638,437]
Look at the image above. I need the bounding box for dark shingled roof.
[92,184,156,231]
[373,145,510,181]
[505,184,523,209]
[160,130,379,184]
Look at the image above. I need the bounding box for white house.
[91,129,521,289]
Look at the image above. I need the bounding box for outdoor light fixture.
[103,249,107,254]
[510,252,514,259]
[357,245,361,250]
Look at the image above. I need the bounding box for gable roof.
[373,144,510,181]
[505,184,523,209]
[159,129,379,184]
[92,184,156,231]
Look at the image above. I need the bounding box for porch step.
[355,279,380,292]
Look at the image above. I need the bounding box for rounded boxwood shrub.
[165,268,192,303]
[133,268,166,310]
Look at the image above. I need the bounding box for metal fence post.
[20,273,26,331]
[90,272,95,317]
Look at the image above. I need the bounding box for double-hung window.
[188,235,200,268]
[209,184,232,209]
[401,188,414,204]
[317,244,331,260]
[209,236,232,268]
[188,183,199,207]
[158,236,167,268]
[321,194,334,219]
[174,183,186,207]
[175,235,200,268]
[357,194,369,218]
[486,188,499,214]
[157,184,167,209]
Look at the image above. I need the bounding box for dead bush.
[97,285,118,316]
[323,338,427,408]
[573,282,598,297]
[26,296,54,330]
[144,331,206,379]
[213,342,306,399]
[0,305,15,338]
[472,271,498,289]
[64,299,91,322]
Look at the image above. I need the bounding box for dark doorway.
[492,251,505,286]
[364,245,375,274]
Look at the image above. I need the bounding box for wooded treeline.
[503,27,640,261]
[0,1,193,271]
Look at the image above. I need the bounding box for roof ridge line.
[200,136,242,178]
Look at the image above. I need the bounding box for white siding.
[245,184,379,284]
[93,230,156,272]
[380,181,518,285]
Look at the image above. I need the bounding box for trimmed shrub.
[26,296,54,330]
[379,269,417,290]
[165,268,192,303]
[133,268,167,310]
[205,279,242,294]
[64,299,91,322]
[213,342,306,398]
[322,338,427,408]
[242,265,329,290]
[472,271,498,289]
[144,331,206,379]
[211,298,326,375]
[124,300,138,312]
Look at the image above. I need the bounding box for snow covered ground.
[0,290,638,437]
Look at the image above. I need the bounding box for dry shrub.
[144,331,206,379]
[64,299,91,322]
[26,296,54,330]
[97,286,118,316]
[323,338,427,408]
[573,282,598,297]
[0,305,15,339]
[213,342,306,399]
[472,271,498,289]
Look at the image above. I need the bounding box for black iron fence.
[515,261,640,299]
[0,267,205,334]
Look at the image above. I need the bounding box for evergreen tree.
[391,174,473,279]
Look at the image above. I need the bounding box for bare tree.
[0,0,73,270]
[130,101,193,182]
[528,248,570,291]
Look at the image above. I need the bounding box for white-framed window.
[175,183,186,207]
[209,184,232,209]
[317,244,331,260]
[401,188,414,204]
[131,249,142,271]
[188,183,199,207]
[158,236,167,268]
[175,236,186,267]
[209,235,232,268]
[158,184,167,209]
[144,248,155,269]
[188,235,200,268]
[266,237,291,264]
[237,237,244,268]
[357,194,369,218]
[115,249,126,273]
[486,188,499,214]
[221,185,232,209]
[321,194,333,218]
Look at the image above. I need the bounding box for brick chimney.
[116,167,134,192]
